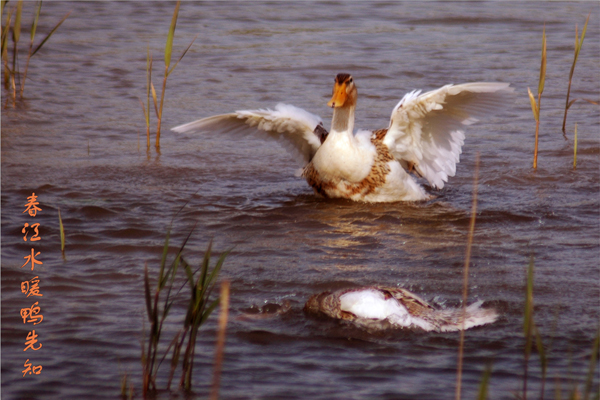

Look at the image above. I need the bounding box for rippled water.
[2,2,599,399]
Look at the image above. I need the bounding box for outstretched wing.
[171,103,326,164]
[383,83,514,189]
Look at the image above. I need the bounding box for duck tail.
[433,300,498,332]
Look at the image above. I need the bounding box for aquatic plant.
[522,256,548,400]
[1,0,70,106]
[142,226,229,397]
[573,123,578,169]
[476,364,492,400]
[527,24,546,170]
[455,154,480,400]
[561,13,595,137]
[139,0,197,150]
[209,280,230,400]
[58,207,65,258]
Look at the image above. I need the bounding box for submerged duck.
[172,74,512,202]
[304,286,497,332]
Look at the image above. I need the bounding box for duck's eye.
[348,78,353,84]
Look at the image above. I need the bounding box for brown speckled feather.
[302,128,394,198]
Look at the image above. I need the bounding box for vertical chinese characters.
[20,193,43,377]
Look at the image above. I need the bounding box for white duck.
[172,74,513,202]
[304,286,497,332]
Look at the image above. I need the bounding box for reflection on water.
[1,1,599,399]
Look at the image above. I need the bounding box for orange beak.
[327,82,347,108]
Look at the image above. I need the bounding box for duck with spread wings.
[172,73,513,203]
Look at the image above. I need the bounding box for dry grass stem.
[58,208,65,259]
[562,13,591,137]
[455,153,480,400]
[210,280,230,400]
[573,123,578,169]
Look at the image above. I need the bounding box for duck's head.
[328,73,357,108]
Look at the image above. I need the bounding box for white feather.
[384,82,514,189]
[171,103,323,164]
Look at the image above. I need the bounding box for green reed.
[179,240,229,391]
[1,0,69,107]
[476,364,492,400]
[523,256,549,400]
[527,24,546,170]
[583,328,599,400]
[142,226,229,397]
[561,13,592,137]
[139,0,197,151]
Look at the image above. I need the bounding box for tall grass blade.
[2,8,10,91]
[145,45,152,149]
[150,81,159,118]
[533,323,548,400]
[583,328,600,400]
[1,7,10,56]
[167,33,198,77]
[538,24,547,95]
[477,364,493,400]
[30,11,70,57]
[210,281,230,400]
[58,208,65,256]
[19,0,42,96]
[143,262,152,322]
[562,13,591,136]
[455,153,480,400]
[527,88,539,122]
[30,1,41,42]
[12,0,22,44]
[523,255,535,400]
[164,0,180,70]
[158,227,172,288]
[573,123,578,169]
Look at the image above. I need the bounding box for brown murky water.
[2,2,599,399]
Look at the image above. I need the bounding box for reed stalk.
[2,1,69,104]
[138,46,152,151]
[180,240,229,391]
[562,13,591,137]
[527,24,546,170]
[142,225,228,396]
[21,6,70,98]
[523,256,547,400]
[2,5,11,92]
[9,0,22,106]
[476,364,492,400]
[58,208,65,258]
[573,123,578,169]
[19,0,40,98]
[140,0,197,151]
[583,328,600,400]
[455,153,480,400]
[210,280,230,400]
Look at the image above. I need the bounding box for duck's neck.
[330,104,355,135]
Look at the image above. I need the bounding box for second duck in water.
[304,286,497,332]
